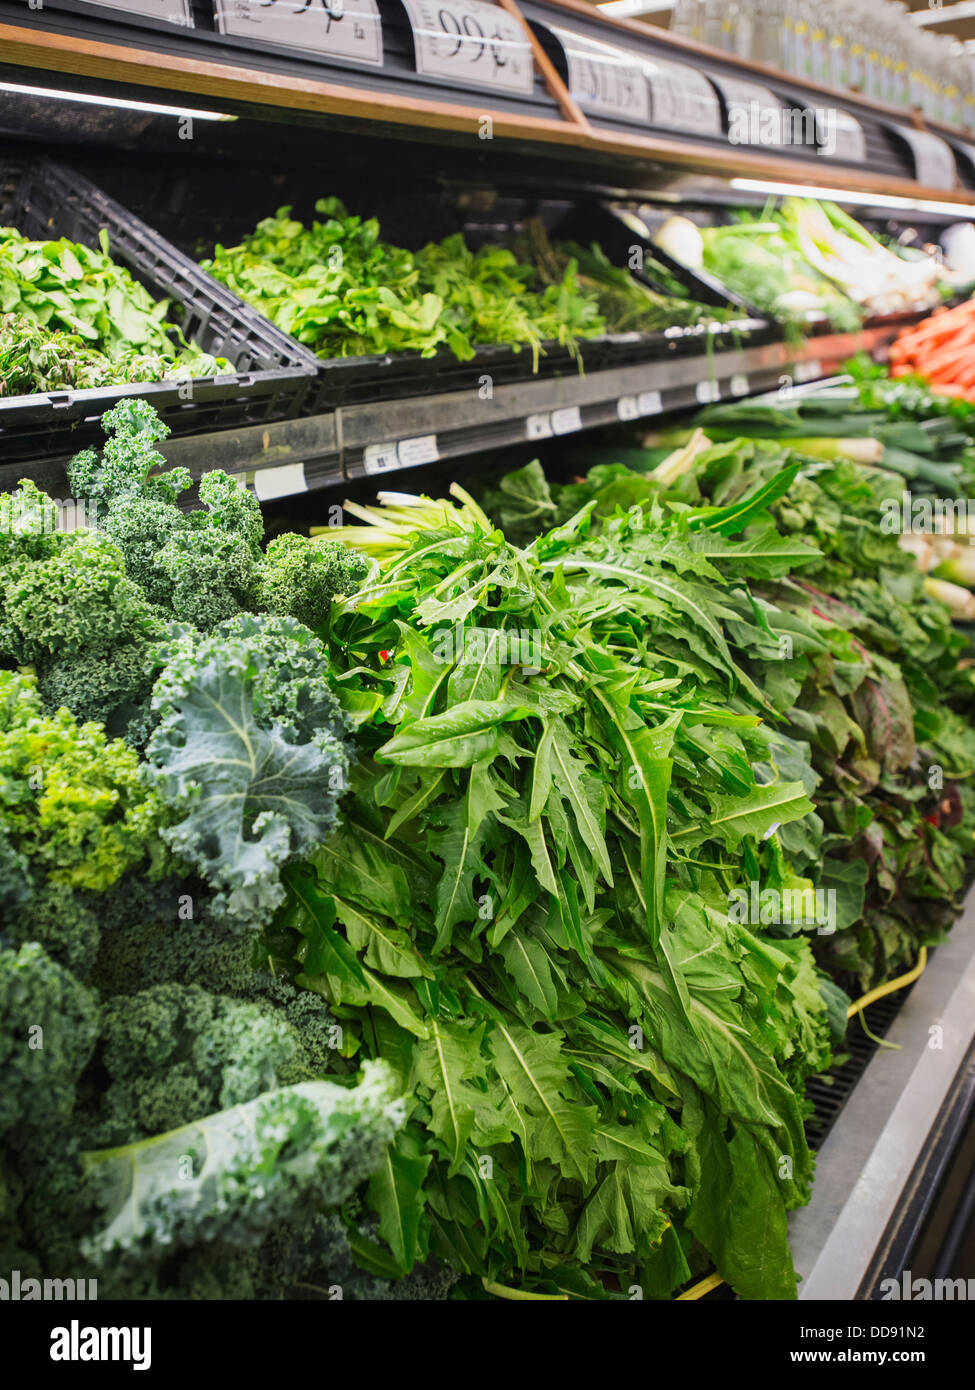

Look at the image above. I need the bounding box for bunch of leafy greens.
[483,439,975,989]
[269,479,845,1301]
[201,198,726,367]
[520,218,736,333]
[0,405,443,1300]
[0,227,228,393]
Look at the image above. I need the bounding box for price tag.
[549,27,649,126]
[254,462,308,501]
[214,0,382,67]
[402,0,533,94]
[707,74,784,146]
[695,379,721,405]
[551,405,582,436]
[363,434,440,474]
[363,443,400,475]
[893,126,957,190]
[617,395,639,421]
[796,359,822,383]
[397,433,440,466]
[526,413,554,440]
[643,56,721,137]
[637,389,662,416]
[730,374,750,397]
[818,110,867,163]
[84,0,192,23]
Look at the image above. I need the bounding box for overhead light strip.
[0,81,234,121]
[597,0,674,14]
[730,177,975,219]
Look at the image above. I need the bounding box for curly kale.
[90,983,304,1146]
[0,479,64,567]
[0,671,164,894]
[2,879,99,980]
[81,1062,405,1263]
[258,532,368,630]
[35,641,162,742]
[67,398,191,509]
[0,942,99,1135]
[91,916,344,1085]
[145,615,351,931]
[0,531,156,667]
[157,527,260,630]
[67,404,366,637]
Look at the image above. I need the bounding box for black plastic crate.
[0,156,320,463]
[303,317,767,411]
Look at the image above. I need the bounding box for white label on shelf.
[818,110,867,164]
[894,125,957,191]
[254,462,309,501]
[526,413,554,440]
[363,443,400,475]
[214,0,382,67]
[401,0,533,94]
[84,0,192,23]
[397,433,440,467]
[730,373,750,397]
[549,27,650,126]
[551,405,582,436]
[695,379,721,405]
[617,395,639,421]
[637,389,663,416]
[796,358,823,383]
[644,56,721,137]
[707,74,784,147]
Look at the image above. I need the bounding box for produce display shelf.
[789,882,975,1301]
[1,322,904,499]
[0,154,319,460]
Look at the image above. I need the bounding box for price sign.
[214,0,382,67]
[84,0,192,24]
[637,389,662,416]
[695,379,721,405]
[643,57,721,137]
[893,126,957,191]
[551,405,582,435]
[817,110,867,164]
[549,27,649,126]
[363,434,440,475]
[730,374,750,398]
[401,0,533,95]
[795,359,822,383]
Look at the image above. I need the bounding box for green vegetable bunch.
[0,223,229,394]
[268,481,840,1300]
[203,198,612,364]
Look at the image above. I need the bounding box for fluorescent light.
[729,177,975,219]
[598,0,674,13]
[0,81,234,121]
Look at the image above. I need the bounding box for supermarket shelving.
[0,322,906,501]
[1,0,975,208]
